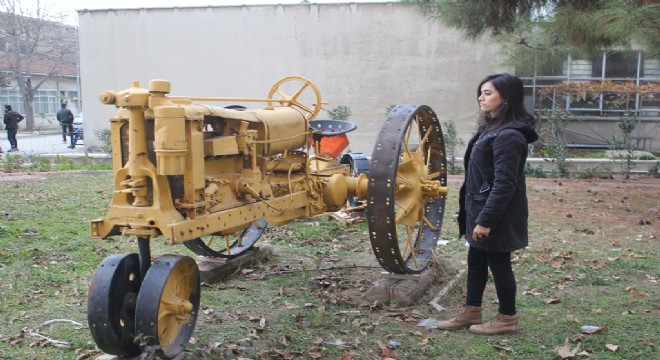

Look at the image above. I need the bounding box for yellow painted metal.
[346,172,369,200]
[204,136,240,156]
[322,173,348,210]
[91,77,361,246]
[157,258,196,348]
[154,106,187,175]
[267,76,322,120]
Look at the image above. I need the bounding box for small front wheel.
[135,255,201,359]
[87,253,142,357]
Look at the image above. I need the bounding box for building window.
[0,89,24,113]
[521,50,659,151]
[0,88,62,115]
[592,52,641,79]
[522,51,658,116]
[32,90,59,115]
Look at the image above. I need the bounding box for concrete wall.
[78,2,505,154]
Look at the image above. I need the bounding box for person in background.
[3,105,24,152]
[437,73,538,335]
[57,103,75,148]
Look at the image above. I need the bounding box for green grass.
[0,172,658,359]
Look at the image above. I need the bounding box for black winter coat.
[57,108,74,124]
[4,110,24,129]
[458,121,538,252]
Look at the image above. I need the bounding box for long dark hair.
[476,73,533,131]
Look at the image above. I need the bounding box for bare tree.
[0,0,78,131]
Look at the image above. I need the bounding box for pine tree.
[405,0,660,75]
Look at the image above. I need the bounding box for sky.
[55,0,390,25]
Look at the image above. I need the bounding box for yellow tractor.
[87,76,448,358]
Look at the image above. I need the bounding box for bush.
[1,154,23,173]
[27,155,52,172]
[327,105,352,120]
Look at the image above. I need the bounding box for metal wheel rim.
[366,104,447,274]
[135,255,201,359]
[87,253,142,357]
[183,219,267,258]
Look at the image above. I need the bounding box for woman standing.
[438,73,538,335]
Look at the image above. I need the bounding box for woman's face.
[478,81,504,116]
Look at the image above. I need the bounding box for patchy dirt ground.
[0,171,657,359]
[240,173,659,314]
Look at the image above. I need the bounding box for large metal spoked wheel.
[367,105,448,274]
[183,219,267,258]
[135,255,201,359]
[268,76,322,120]
[87,254,142,357]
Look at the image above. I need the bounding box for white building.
[78,2,660,154]
[77,2,503,154]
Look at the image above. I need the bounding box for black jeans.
[465,246,517,315]
[61,123,73,142]
[7,127,18,149]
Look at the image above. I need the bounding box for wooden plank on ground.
[366,267,437,306]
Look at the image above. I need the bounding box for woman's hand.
[472,224,491,241]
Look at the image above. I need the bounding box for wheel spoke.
[290,100,314,114]
[184,219,267,258]
[268,76,322,120]
[205,235,216,247]
[291,82,310,101]
[405,226,419,269]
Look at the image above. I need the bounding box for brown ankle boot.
[469,312,518,335]
[437,305,482,330]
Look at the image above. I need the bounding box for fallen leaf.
[605,344,619,352]
[544,298,561,304]
[281,335,290,346]
[555,338,579,359]
[570,334,585,342]
[202,308,214,315]
[7,333,25,345]
[523,288,542,296]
